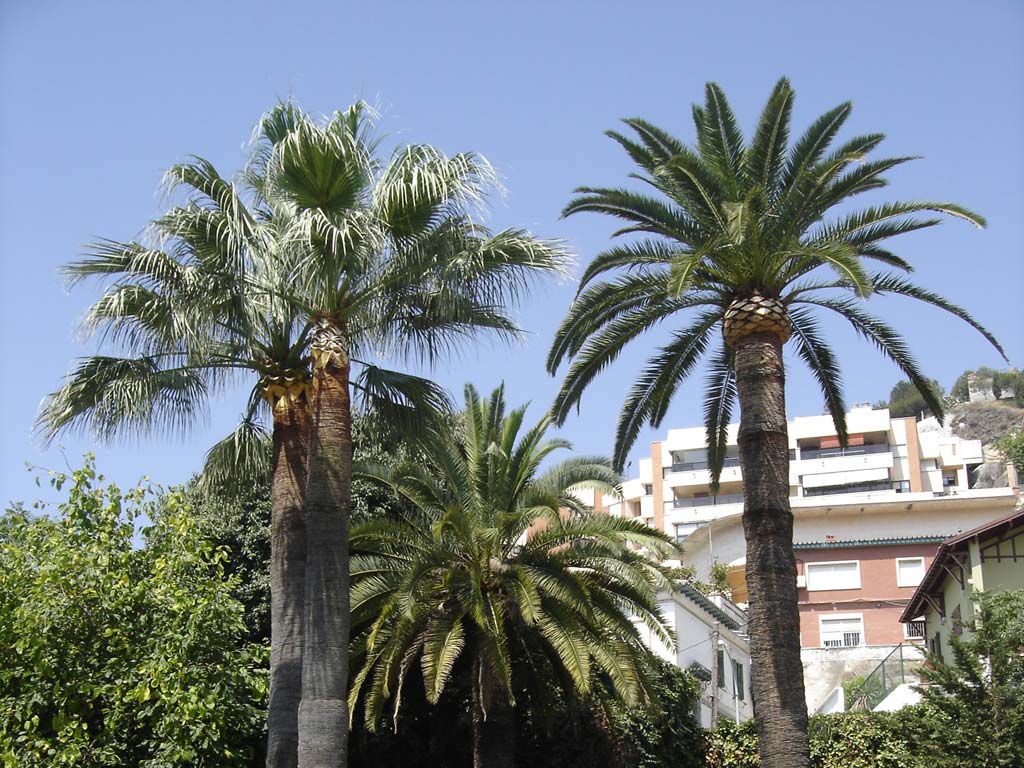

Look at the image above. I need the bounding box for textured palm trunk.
[733,332,810,768]
[471,657,515,768]
[268,395,311,768]
[297,322,352,768]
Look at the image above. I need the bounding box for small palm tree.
[349,384,682,768]
[264,105,570,767]
[547,78,1005,767]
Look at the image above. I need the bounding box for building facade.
[601,405,1019,711]
[635,584,753,728]
[900,509,1024,663]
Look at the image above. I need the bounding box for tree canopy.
[0,458,267,767]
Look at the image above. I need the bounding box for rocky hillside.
[947,401,1024,448]
[917,401,1023,490]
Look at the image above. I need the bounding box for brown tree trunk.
[733,332,810,768]
[298,330,352,768]
[471,657,515,768]
[268,395,311,768]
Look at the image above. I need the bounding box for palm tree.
[263,105,571,767]
[546,78,1005,767]
[348,383,682,768]
[36,104,455,768]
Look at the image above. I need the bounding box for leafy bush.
[909,590,1024,767]
[997,429,1024,475]
[706,712,918,768]
[0,458,267,767]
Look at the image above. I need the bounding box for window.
[819,614,864,647]
[717,648,725,688]
[643,484,653,496]
[896,557,926,588]
[893,480,911,493]
[943,473,958,488]
[733,659,745,700]
[904,617,926,639]
[805,561,861,591]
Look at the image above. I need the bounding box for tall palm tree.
[37,136,316,768]
[546,78,1006,767]
[264,105,570,768]
[36,104,455,768]
[349,384,682,768]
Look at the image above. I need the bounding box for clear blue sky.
[1,0,1021,507]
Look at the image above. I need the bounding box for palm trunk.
[298,322,352,768]
[471,657,515,768]
[268,395,311,768]
[733,332,810,768]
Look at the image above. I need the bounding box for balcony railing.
[798,443,890,461]
[669,492,745,509]
[663,456,740,476]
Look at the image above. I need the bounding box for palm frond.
[200,416,272,493]
[794,298,946,420]
[702,343,737,492]
[37,356,209,443]
[870,274,1006,360]
[787,309,848,444]
[612,312,721,471]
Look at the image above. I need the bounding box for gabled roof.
[900,507,1024,623]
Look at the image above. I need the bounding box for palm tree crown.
[548,77,1006,479]
[349,384,681,766]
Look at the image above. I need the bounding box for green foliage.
[997,429,1024,473]
[0,457,267,767]
[349,383,683,737]
[876,378,944,419]
[708,561,731,594]
[182,479,273,645]
[841,673,886,711]
[706,713,918,768]
[909,590,1024,767]
[951,367,1024,407]
[349,655,705,768]
[609,658,704,768]
[548,77,1004,480]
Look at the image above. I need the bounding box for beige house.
[900,508,1024,662]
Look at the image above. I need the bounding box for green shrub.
[0,458,267,767]
[706,712,919,768]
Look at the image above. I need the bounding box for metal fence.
[845,643,924,711]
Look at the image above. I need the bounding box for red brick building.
[794,538,941,648]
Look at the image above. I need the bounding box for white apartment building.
[611,404,1014,543]
[596,404,1019,712]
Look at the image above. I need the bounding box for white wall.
[636,589,753,728]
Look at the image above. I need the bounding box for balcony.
[668,492,745,510]
[798,443,890,460]
[663,456,740,475]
